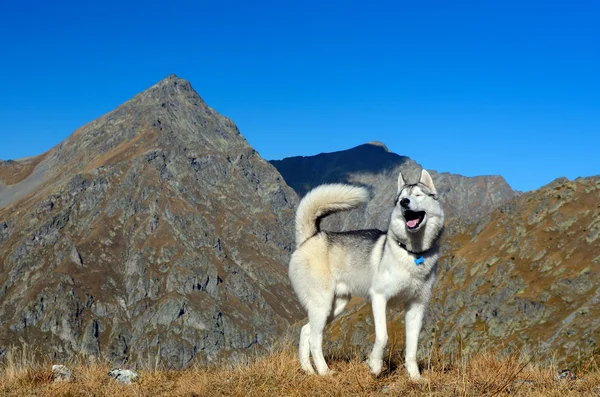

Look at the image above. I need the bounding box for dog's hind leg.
[299,323,314,373]
[308,305,333,375]
[301,294,348,375]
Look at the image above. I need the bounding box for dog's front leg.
[404,301,425,380]
[368,293,388,376]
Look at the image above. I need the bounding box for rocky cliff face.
[0,75,303,367]
[324,176,600,366]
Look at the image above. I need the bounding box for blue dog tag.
[414,256,424,265]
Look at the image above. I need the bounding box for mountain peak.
[0,75,244,208]
[364,141,390,152]
[151,73,188,87]
[139,74,198,102]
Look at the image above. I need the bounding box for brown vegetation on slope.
[0,153,49,186]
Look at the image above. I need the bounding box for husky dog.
[288,169,444,380]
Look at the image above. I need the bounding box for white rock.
[108,368,139,384]
[51,364,72,382]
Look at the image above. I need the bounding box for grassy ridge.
[1,344,599,396]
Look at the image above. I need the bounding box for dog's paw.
[300,363,315,375]
[406,362,421,381]
[368,358,383,376]
[315,368,336,376]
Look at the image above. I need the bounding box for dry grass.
[1,344,599,397]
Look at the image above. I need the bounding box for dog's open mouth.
[404,210,426,230]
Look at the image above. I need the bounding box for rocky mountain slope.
[0,75,304,367]
[270,142,519,224]
[324,176,600,366]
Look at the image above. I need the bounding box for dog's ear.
[397,172,406,193]
[419,169,437,195]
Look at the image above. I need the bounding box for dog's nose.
[400,198,410,208]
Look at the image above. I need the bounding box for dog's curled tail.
[295,184,369,247]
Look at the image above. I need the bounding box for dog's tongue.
[407,219,419,228]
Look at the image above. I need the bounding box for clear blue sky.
[1,1,598,192]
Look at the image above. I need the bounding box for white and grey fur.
[288,169,444,379]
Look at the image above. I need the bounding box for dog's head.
[390,169,445,249]
[394,169,442,233]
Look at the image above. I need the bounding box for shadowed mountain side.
[270,142,412,197]
[272,144,520,227]
[0,75,304,367]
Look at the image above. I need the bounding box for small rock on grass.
[556,369,576,382]
[108,368,140,384]
[51,364,72,382]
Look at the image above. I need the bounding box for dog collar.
[399,242,426,266]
